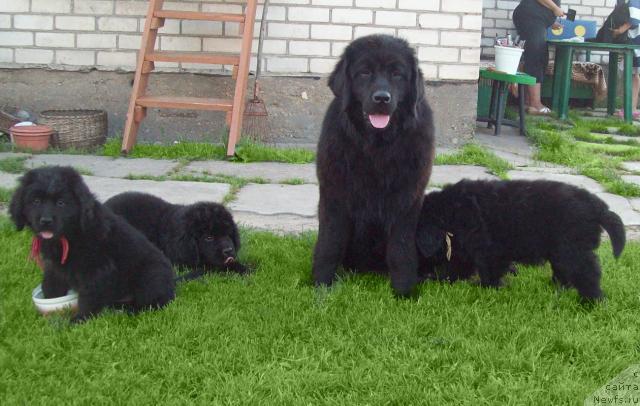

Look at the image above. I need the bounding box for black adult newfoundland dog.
[105,192,246,280]
[313,35,435,297]
[10,167,175,322]
[416,179,626,301]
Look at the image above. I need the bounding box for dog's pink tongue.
[39,231,54,240]
[369,114,390,129]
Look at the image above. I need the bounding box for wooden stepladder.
[121,0,258,156]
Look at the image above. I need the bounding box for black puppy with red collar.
[10,166,175,322]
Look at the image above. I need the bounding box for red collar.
[30,236,69,266]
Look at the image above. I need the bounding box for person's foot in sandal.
[526,105,552,115]
[615,109,640,119]
[509,83,518,98]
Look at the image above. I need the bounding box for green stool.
[478,69,536,136]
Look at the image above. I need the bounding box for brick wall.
[482,0,618,62]
[0,0,483,81]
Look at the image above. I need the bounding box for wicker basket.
[39,109,107,150]
[0,107,22,133]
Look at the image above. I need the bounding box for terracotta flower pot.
[10,124,53,152]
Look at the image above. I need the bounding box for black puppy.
[105,192,246,280]
[10,167,175,322]
[313,34,435,297]
[416,180,626,301]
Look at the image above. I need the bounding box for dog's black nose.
[222,247,235,257]
[372,90,391,104]
[39,217,53,226]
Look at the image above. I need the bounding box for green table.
[548,40,640,122]
[478,69,536,136]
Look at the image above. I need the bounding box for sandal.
[526,106,552,115]
[615,110,640,119]
[508,83,518,98]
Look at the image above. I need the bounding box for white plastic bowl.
[32,284,78,315]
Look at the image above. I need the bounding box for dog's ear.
[328,55,351,111]
[9,173,32,231]
[179,206,205,265]
[69,170,101,234]
[177,234,201,267]
[230,218,241,251]
[184,204,209,233]
[416,222,445,259]
[449,193,493,255]
[408,52,425,118]
[452,194,485,230]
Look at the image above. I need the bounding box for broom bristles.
[243,97,270,142]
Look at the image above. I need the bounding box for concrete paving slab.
[273,142,317,152]
[229,184,318,217]
[26,155,178,178]
[622,162,640,172]
[0,170,229,207]
[622,175,640,186]
[626,226,640,241]
[582,109,607,117]
[507,170,605,192]
[435,147,455,156]
[430,165,498,186]
[474,126,536,159]
[516,166,577,174]
[622,175,640,190]
[0,173,19,188]
[630,198,640,212]
[0,152,30,160]
[609,134,640,143]
[232,212,318,234]
[81,176,230,204]
[183,161,317,184]
[489,149,534,167]
[595,192,640,226]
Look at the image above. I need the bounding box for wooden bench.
[477,69,536,136]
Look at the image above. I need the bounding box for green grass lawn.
[101,138,316,164]
[526,116,640,197]
[570,126,640,146]
[0,186,13,203]
[0,138,317,164]
[1,216,639,404]
[435,144,512,179]
[568,115,640,137]
[0,156,27,174]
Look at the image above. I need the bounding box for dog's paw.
[391,281,419,299]
[70,314,89,324]
[393,288,419,300]
[579,296,605,309]
[229,261,252,275]
[478,278,504,289]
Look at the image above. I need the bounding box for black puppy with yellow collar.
[416,179,625,301]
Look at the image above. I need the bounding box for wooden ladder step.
[154,10,245,23]
[136,96,233,111]
[146,51,240,65]
[121,0,258,156]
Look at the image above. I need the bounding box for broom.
[243,0,270,142]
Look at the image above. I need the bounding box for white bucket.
[494,45,524,75]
